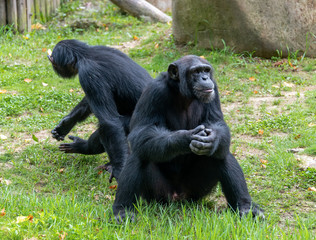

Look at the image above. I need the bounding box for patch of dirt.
[295,154,316,169]
[111,38,144,54]
[0,162,14,169]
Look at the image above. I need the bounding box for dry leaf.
[253,90,258,94]
[0,89,7,94]
[24,78,32,83]
[16,216,29,223]
[94,195,100,201]
[133,36,139,40]
[42,48,47,53]
[200,56,205,59]
[258,129,264,135]
[155,43,159,49]
[98,170,103,175]
[261,164,267,169]
[0,208,5,217]
[249,77,256,82]
[260,159,268,164]
[59,168,65,174]
[31,23,46,30]
[109,185,117,190]
[308,187,316,192]
[69,89,74,93]
[0,134,8,140]
[294,134,301,140]
[58,231,68,240]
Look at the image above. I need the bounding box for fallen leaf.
[94,195,99,201]
[16,216,29,223]
[133,35,139,40]
[59,168,65,174]
[260,159,268,164]
[42,48,47,53]
[42,82,48,87]
[109,185,117,190]
[253,90,258,94]
[69,89,74,93]
[58,231,68,240]
[0,134,7,140]
[308,187,316,192]
[294,134,301,140]
[28,214,34,222]
[97,170,103,175]
[155,43,159,49]
[0,208,5,217]
[249,77,256,82]
[200,56,205,59]
[32,134,39,142]
[0,89,7,94]
[24,78,32,83]
[31,23,46,30]
[261,164,266,169]
[258,129,264,135]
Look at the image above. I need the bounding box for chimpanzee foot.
[95,163,121,183]
[59,136,86,153]
[239,202,265,219]
[51,117,74,141]
[113,207,135,223]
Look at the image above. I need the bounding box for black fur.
[49,39,153,181]
[112,55,264,221]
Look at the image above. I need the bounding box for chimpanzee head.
[47,40,87,78]
[168,55,216,103]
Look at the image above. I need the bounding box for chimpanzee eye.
[204,68,210,73]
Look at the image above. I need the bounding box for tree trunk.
[110,0,171,23]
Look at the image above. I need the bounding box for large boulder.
[172,0,316,58]
[147,0,171,12]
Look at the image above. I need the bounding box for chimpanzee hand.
[189,128,216,156]
[52,116,74,141]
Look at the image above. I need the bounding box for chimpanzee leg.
[218,153,264,217]
[113,154,144,222]
[52,97,91,141]
[59,129,104,155]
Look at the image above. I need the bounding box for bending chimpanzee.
[48,39,153,181]
[112,55,264,221]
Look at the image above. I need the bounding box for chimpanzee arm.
[190,120,231,158]
[129,124,205,163]
[52,97,91,141]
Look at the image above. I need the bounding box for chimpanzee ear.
[168,63,179,81]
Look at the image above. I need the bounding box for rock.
[172,0,316,58]
[146,0,172,12]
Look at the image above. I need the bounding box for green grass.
[1,0,316,239]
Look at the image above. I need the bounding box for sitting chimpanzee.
[113,55,264,221]
[47,39,153,181]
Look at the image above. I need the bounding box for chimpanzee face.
[168,56,216,103]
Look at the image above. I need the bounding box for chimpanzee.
[112,55,264,221]
[47,39,153,181]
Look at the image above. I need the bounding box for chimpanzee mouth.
[203,89,213,93]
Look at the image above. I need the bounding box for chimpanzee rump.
[113,55,264,221]
[48,39,153,181]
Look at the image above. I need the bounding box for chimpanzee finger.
[190,140,213,149]
[192,134,215,143]
[191,125,205,135]
[189,143,211,155]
